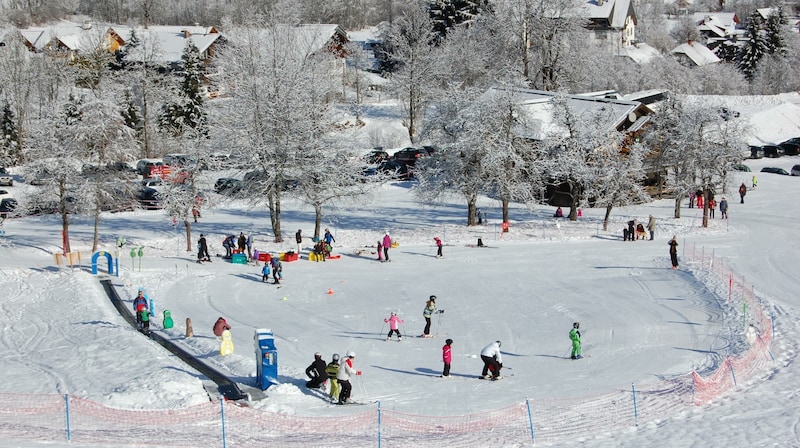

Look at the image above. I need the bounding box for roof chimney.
[181,29,191,38]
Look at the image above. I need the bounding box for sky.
[1,104,799,447]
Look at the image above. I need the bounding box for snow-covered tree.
[160,42,207,137]
[0,101,21,167]
[593,140,650,230]
[737,11,768,82]
[764,7,787,56]
[382,0,441,142]
[215,13,352,242]
[0,34,35,163]
[121,30,167,158]
[429,0,489,41]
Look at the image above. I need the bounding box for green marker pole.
[138,247,144,272]
[129,248,136,270]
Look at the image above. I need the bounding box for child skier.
[384,312,404,341]
[434,237,443,258]
[271,257,283,284]
[261,262,271,283]
[325,354,341,402]
[570,322,582,360]
[442,338,453,377]
[139,308,151,334]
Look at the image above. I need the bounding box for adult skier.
[570,322,583,360]
[336,351,361,405]
[197,234,211,262]
[305,352,329,389]
[133,289,149,329]
[480,341,503,380]
[384,312,404,341]
[668,235,679,269]
[325,354,341,401]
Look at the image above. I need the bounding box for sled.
[220,329,235,356]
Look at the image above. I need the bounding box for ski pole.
[379,321,386,338]
[435,311,443,336]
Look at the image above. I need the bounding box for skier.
[197,234,211,262]
[384,312,404,341]
[323,228,335,246]
[271,257,283,284]
[133,289,149,329]
[739,183,747,204]
[433,236,443,258]
[261,262,271,283]
[421,296,441,337]
[668,235,679,269]
[237,233,247,255]
[305,352,329,389]
[213,317,231,337]
[376,240,383,261]
[480,341,503,380]
[570,322,583,360]
[336,351,361,405]
[442,338,453,378]
[325,354,341,401]
[382,232,392,262]
[139,307,151,334]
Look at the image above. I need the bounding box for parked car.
[137,187,162,209]
[163,153,197,168]
[214,177,242,195]
[135,159,164,177]
[732,163,751,172]
[363,148,389,164]
[378,159,412,180]
[0,189,14,201]
[140,178,164,189]
[392,147,435,166]
[778,138,800,156]
[760,167,789,175]
[0,167,12,186]
[0,198,17,217]
[791,165,800,176]
[762,145,781,158]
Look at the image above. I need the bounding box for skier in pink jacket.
[442,338,453,377]
[384,312,404,341]
[382,232,392,262]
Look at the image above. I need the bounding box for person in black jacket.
[197,234,211,262]
[305,352,329,389]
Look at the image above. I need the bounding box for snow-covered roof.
[487,86,650,141]
[110,25,222,64]
[616,42,662,64]
[582,0,636,29]
[671,41,720,66]
[747,103,800,146]
[18,20,105,53]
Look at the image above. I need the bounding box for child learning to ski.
[325,354,341,402]
[384,312,404,341]
[442,338,453,377]
[434,236,443,258]
[570,322,582,359]
[261,262,271,283]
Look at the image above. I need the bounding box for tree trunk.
[702,189,709,228]
[92,208,100,252]
[184,220,192,252]
[314,203,323,240]
[501,196,509,224]
[674,197,681,219]
[603,204,613,231]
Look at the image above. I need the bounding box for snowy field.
[0,154,798,447]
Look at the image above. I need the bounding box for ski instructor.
[480,341,503,380]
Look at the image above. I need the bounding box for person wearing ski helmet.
[422,296,438,337]
[384,311,404,341]
[442,339,453,377]
[480,340,503,380]
[570,322,582,359]
[336,351,361,404]
[325,354,341,401]
[305,352,329,389]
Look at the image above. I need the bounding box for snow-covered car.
[0,189,14,201]
[760,167,789,175]
[0,168,12,186]
[0,198,17,217]
[140,178,164,189]
[137,187,162,210]
[791,165,800,177]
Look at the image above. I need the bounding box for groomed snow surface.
[0,155,798,447]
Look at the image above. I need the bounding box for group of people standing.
[304,351,361,405]
[623,215,657,241]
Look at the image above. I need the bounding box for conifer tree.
[737,12,767,82]
[764,7,787,56]
[0,101,21,166]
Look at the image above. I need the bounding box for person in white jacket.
[480,341,503,380]
[336,351,361,404]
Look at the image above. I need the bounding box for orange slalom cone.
[327,288,334,295]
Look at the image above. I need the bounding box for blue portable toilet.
[254,328,278,390]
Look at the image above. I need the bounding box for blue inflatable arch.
[91,251,114,275]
